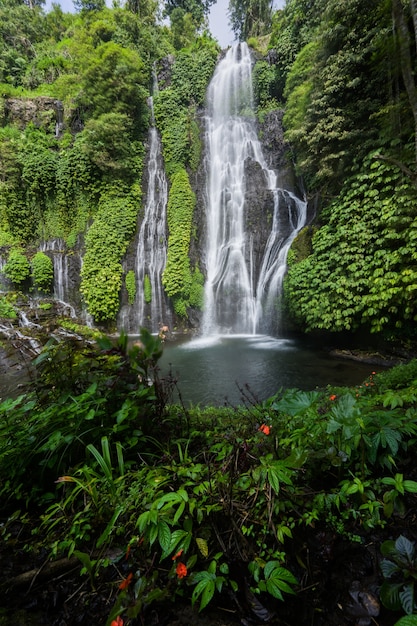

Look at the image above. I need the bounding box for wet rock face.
[3,97,63,132]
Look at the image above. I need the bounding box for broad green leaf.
[173,500,186,524]
[158,520,171,552]
[264,561,282,579]
[266,579,284,600]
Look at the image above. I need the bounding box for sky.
[43,0,285,49]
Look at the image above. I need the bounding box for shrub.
[3,249,31,285]
[31,251,54,293]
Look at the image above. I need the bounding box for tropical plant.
[380,535,417,616]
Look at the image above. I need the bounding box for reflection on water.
[159,334,377,406]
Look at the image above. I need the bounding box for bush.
[31,251,54,293]
[3,249,31,285]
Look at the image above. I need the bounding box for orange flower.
[176,562,187,579]
[172,548,184,560]
[259,424,270,435]
[111,617,123,626]
[118,572,133,590]
[329,394,337,401]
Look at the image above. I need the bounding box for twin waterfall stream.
[123,42,307,337]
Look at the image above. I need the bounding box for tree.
[164,0,215,27]
[77,41,148,130]
[73,0,105,13]
[282,0,391,194]
[228,0,273,41]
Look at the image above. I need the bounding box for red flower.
[259,424,271,435]
[172,548,184,560]
[118,572,133,590]
[329,394,337,401]
[176,562,187,579]
[111,617,123,626]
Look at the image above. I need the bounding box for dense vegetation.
[2,0,417,623]
[1,330,417,624]
[0,0,218,326]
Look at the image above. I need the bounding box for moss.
[125,269,136,305]
[162,168,195,300]
[287,226,316,266]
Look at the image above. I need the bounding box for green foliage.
[285,155,417,336]
[281,0,393,193]
[228,0,272,41]
[162,169,194,296]
[3,249,31,285]
[3,347,417,619]
[31,251,54,293]
[125,270,136,305]
[154,42,217,176]
[76,41,148,127]
[77,113,142,181]
[143,273,152,304]
[253,60,280,112]
[81,185,142,323]
[0,329,166,503]
[0,295,17,319]
[164,0,215,26]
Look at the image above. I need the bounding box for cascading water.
[202,43,307,336]
[40,239,77,318]
[118,95,170,334]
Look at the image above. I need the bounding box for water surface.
[159,334,375,406]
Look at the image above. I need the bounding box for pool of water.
[159,334,377,406]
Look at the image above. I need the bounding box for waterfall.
[40,239,77,318]
[120,94,170,334]
[202,43,307,336]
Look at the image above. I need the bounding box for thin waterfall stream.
[118,94,170,334]
[202,42,307,336]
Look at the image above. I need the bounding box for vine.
[125,269,136,305]
[162,168,195,315]
[285,154,417,337]
[80,184,142,324]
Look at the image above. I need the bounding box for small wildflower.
[118,572,133,590]
[172,548,184,560]
[259,424,271,435]
[176,562,187,579]
[329,394,337,401]
[111,617,123,626]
